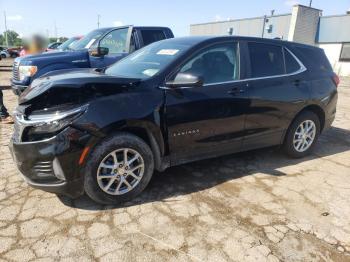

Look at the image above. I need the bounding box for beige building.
[190,5,350,76]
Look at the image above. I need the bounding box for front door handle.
[228,87,245,96]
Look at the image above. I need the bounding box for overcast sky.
[0,0,349,38]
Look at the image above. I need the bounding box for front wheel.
[283,111,320,158]
[84,133,154,205]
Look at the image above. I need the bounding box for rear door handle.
[293,79,301,86]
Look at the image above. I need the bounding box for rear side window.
[141,30,166,46]
[284,48,301,73]
[248,42,284,78]
[296,46,332,73]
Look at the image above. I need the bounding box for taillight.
[332,74,340,88]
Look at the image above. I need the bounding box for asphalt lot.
[0,58,350,261]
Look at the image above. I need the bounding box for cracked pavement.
[1,58,350,261]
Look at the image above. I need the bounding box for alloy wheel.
[96,148,145,195]
[293,120,316,152]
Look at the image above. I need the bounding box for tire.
[283,111,320,158]
[84,132,154,205]
[1,54,5,58]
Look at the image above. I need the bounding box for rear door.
[242,41,308,150]
[164,41,251,164]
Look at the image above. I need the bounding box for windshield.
[58,37,79,51]
[70,28,109,50]
[105,41,190,79]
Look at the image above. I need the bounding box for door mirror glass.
[89,46,109,57]
[165,73,203,88]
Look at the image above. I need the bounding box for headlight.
[19,65,38,81]
[28,113,81,134]
[15,105,88,140]
[28,105,87,135]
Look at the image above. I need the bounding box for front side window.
[100,28,129,54]
[248,42,284,78]
[141,30,166,46]
[176,42,239,84]
[340,43,350,62]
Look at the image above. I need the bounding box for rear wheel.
[84,133,154,204]
[283,111,320,158]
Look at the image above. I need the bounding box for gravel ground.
[0,58,350,261]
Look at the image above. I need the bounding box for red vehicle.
[6,48,20,58]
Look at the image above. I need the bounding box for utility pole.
[4,11,9,47]
[97,15,101,28]
[54,20,58,40]
[261,15,267,38]
[309,0,313,7]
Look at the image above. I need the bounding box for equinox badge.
[173,129,200,137]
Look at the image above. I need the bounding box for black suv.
[10,36,338,204]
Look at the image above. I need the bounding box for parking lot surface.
[0,58,350,261]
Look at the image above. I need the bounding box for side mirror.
[89,46,109,57]
[165,73,203,88]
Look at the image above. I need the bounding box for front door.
[89,27,132,68]
[164,41,250,164]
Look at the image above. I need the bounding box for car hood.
[18,49,88,64]
[18,68,141,110]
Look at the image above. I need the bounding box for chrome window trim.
[160,47,306,90]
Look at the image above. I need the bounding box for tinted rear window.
[248,42,284,77]
[295,46,332,73]
[141,30,166,46]
[284,48,301,73]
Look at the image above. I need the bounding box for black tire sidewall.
[84,133,154,205]
[284,111,320,158]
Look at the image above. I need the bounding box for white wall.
[319,43,350,76]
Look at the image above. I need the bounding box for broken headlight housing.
[19,105,88,141]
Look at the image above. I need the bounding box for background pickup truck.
[11,26,174,95]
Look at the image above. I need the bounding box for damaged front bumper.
[9,127,91,198]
